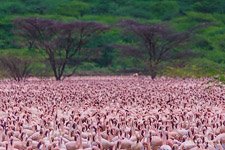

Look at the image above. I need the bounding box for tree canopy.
[14,18,108,80]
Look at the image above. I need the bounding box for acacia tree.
[0,55,31,81]
[14,18,108,80]
[118,20,201,79]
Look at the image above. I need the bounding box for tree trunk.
[56,76,61,81]
[49,59,62,81]
[149,63,157,80]
[150,69,157,79]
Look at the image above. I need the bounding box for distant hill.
[0,0,224,78]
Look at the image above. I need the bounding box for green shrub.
[57,1,90,18]
[164,58,224,78]
[0,1,26,15]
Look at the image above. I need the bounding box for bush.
[149,0,179,20]
[0,1,26,15]
[75,62,112,75]
[164,58,224,78]
[206,50,225,64]
[0,54,31,81]
[57,1,90,17]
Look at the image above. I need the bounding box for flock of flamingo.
[0,76,224,150]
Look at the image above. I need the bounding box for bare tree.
[117,20,203,79]
[0,55,31,81]
[14,18,108,80]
